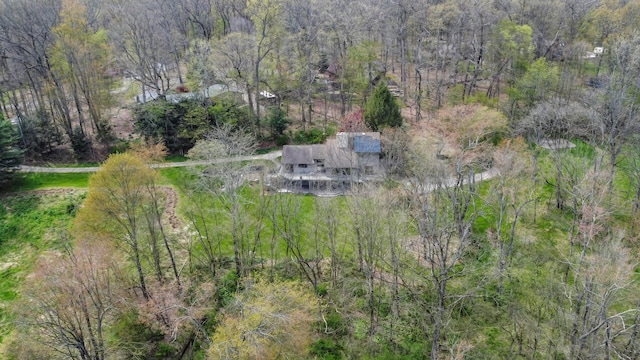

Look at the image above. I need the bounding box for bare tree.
[515,99,591,217]
[406,148,481,360]
[187,125,260,277]
[566,233,637,359]
[184,190,225,279]
[211,0,246,36]
[105,0,177,99]
[620,135,640,235]
[186,39,216,94]
[315,198,343,286]
[211,32,255,120]
[282,0,323,127]
[179,0,216,40]
[246,0,285,134]
[588,34,640,193]
[269,191,324,294]
[347,187,386,340]
[486,140,535,293]
[17,238,124,360]
[0,0,61,117]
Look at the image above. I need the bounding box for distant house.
[325,63,340,81]
[134,83,244,104]
[134,90,160,103]
[277,132,382,193]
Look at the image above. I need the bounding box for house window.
[299,164,308,168]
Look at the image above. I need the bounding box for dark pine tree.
[0,113,23,183]
[363,82,403,131]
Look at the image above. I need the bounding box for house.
[277,132,382,194]
[134,83,244,104]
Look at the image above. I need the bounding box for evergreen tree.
[267,107,289,138]
[0,113,23,183]
[364,82,403,131]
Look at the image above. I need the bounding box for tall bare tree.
[105,0,177,99]
[588,34,640,192]
[187,125,262,277]
[407,148,480,359]
[246,0,284,134]
[18,238,124,360]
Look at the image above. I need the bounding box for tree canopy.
[208,279,316,360]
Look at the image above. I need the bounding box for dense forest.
[1,0,640,359]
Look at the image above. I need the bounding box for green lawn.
[0,192,84,343]
[2,173,90,192]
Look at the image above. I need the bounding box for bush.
[69,126,92,159]
[324,311,348,336]
[217,270,239,307]
[317,282,328,296]
[275,134,289,146]
[111,310,165,358]
[292,128,327,144]
[95,119,115,144]
[310,338,344,360]
[155,343,176,359]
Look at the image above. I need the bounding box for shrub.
[275,134,289,146]
[310,338,344,360]
[69,126,92,159]
[292,128,327,144]
[209,279,317,359]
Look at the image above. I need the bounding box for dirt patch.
[401,236,431,268]
[158,186,181,231]
[0,188,84,198]
[2,186,182,232]
[0,262,17,272]
[536,139,576,150]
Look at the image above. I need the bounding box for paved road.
[19,151,282,173]
[402,167,499,193]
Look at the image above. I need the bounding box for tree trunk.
[133,241,150,299]
[431,279,447,360]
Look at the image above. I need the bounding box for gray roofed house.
[282,145,314,165]
[311,144,327,160]
[277,132,382,194]
[354,133,381,153]
[325,140,358,169]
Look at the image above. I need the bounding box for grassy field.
[2,173,90,192]
[0,191,85,343]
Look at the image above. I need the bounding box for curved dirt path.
[159,186,181,231]
[18,151,282,173]
[2,186,183,231]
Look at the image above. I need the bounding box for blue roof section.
[354,135,381,153]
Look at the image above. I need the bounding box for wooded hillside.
[1,0,640,359]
